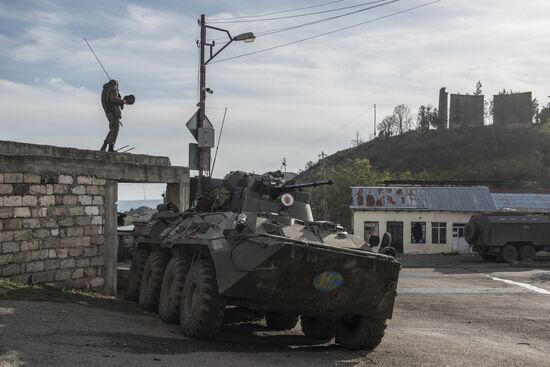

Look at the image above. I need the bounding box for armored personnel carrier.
[466,212,550,262]
[125,171,401,350]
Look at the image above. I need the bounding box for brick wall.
[0,172,107,289]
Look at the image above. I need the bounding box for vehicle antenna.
[210,107,227,177]
[83,37,112,80]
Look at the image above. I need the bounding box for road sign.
[186,109,213,140]
[189,143,211,171]
[198,127,215,148]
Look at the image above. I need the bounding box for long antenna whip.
[210,107,228,177]
[83,37,111,80]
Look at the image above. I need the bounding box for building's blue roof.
[350,186,496,212]
[492,193,550,213]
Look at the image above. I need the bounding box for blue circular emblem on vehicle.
[313,271,344,292]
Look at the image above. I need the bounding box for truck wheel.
[139,250,170,312]
[500,245,518,263]
[519,245,536,262]
[125,247,150,301]
[159,255,189,324]
[335,315,386,350]
[265,312,299,331]
[300,316,334,340]
[481,254,498,262]
[180,258,225,339]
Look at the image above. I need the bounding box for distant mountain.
[118,199,162,212]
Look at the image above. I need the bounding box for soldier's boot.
[100,140,108,152]
[108,144,115,152]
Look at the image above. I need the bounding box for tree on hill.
[474,80,483,96]
[378,104,414,138]
[394,104,414,133]
[539,103,550,124]
[416,105,438,132]
[304,158,389,229]
[378,115,398,138]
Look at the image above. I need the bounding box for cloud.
[1,0,550,196]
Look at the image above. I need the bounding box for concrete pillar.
[166,182,189,211]
[104,180,118,296]
[438,87,448,129]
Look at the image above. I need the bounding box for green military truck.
[465,213,550,262]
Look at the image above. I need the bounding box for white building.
[351,186,496,254]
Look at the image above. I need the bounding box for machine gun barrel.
[272,179,333,196]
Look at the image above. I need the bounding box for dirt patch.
[0,279,142,314]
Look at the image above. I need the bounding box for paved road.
[1,258,549,367]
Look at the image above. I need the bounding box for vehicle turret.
[191,170,332,222]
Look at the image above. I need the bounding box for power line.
[210,0,441,64]
[207,0,391,24]
[207,0,346,21]
[208,0,393,41]
[207,0,397,42]
[254,0,399,37]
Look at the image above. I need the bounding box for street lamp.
[196,14,255,193]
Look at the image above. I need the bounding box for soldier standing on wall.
[100,80,134,152]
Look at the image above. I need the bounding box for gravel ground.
[1,256,549,367]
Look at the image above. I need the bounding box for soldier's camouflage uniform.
[100,80,124,152]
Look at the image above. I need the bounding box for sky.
[1,0,549,200]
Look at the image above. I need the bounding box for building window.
[363,221,379,242]
[432,222,447,244]
[452,223,466,238]
[411,222,426,244]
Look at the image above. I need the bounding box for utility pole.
[374,103,377,138]
[282,158,287,177]
[318,151,328,219]
[191,15,255,194]
[197,14,207,194]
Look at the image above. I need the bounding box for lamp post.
[197,14,255,193]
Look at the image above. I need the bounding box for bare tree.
[393,104,413,134]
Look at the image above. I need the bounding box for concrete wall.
[493,92,533,126]
[352,210,474,254]
[449,94,484,129]
[0,141,189,294]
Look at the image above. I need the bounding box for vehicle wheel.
[138,250,170,312]
[180,258,225,339]
[265,312,299,331]
[500,245,518,263]
[300,316,334,340]
[125,247,150,301]
[335,315,386,350]
[481,254,498,262]
[159,255,189,324]
[519,245,536,262]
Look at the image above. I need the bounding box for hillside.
[298,124,550,229]
[302,124,550,186]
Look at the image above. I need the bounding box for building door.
[386,221,404,254]
[452,223,469,253]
